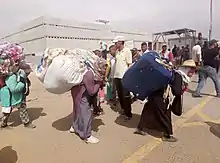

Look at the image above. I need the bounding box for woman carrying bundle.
[69,58,107,144]
[135,71,183,142]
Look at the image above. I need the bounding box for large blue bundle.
[122,51,173,100]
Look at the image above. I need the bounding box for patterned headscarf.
[93,58,107,81]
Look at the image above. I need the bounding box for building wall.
[45,37,112,50]
[21,37,46,56]
[111,31,147,41]
[44,24,112,39]
[0,16,149,54]
[1,25,45,43]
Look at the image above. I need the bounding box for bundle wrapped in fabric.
[0,42,28,76]
[122,51,173,101]
[68,48,99,70]
[0,42,24,61]
[35,48,67,82]
[36,48,99,94]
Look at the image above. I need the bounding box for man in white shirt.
[192,43,202,66]
[113,36,133,120]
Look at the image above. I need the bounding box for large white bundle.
[43,55,87,94]
[44,48,67,65]
[35,48,68,83]
[69,48,99,69]
[36,48,99,94]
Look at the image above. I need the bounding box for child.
[106,45,117,105]
[0,66,35,128]
[92,50,106,116]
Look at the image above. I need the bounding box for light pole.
[209,0,213,41]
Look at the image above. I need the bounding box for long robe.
[71,71,100,139]
[138,72,183,135]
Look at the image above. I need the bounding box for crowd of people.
[1,35,220,145]
[68,36,185,144]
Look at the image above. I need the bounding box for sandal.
[93,111,105,116]
[162,135,178,142]
[134,128,147,136]
[1,122,8,128]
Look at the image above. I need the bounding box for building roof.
[0,16,148,40]
[153,28,196,36]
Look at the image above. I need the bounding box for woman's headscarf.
[93,58,107,81]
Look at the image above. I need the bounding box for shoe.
[109,100,117,107]
[162,136,178,142]
[134,128,147,136]
[93,110,105,116]
[0,123,8,128]
[1,116,8,128]
[85,135,100,144]
[192,93,202,98]
[24,123,36,129]
[111,103,117,108]
[69,126,75,133]
[216,94,220,98]
[124,116,132,121]
[119,110,125,115]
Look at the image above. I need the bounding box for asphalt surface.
[0,74,220,163]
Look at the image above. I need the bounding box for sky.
[0,0,220,39]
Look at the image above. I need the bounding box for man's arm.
[125,49,133,67]
[211,48,220,58]
[197,47,202,65]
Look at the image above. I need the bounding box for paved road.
[0,75,220,163]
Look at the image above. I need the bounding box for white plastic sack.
[43,55,87,94]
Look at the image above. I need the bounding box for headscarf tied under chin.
[92,58,107,81]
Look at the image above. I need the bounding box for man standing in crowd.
[113,36,133,120]
[193,39,220,98]
[192,42,202,66]
[131,48,141,63]
[141,42,148,54]
[180,46,185,64]
[184,44,190,60]
[160,44,174,63]
[172,45,178,58]
[148,42,153,51]
[198,32,204,47]
[215,42,220,73]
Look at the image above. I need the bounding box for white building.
[0,16,149,56]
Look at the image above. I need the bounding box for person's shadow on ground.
[115,114,140,129]
[206,122,220,139]
[52,114,105,132]
[115,114,162,138]
[0,146,18,163]
[8,107,47,127]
